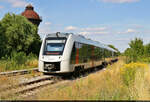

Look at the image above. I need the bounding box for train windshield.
[47,43,64,52]
[44,38,66,55]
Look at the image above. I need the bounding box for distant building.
[21,4,42,27]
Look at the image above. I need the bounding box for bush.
[0,52,38,71]
[11,51,27,65]
[120,62,148,86]
[124,38,150,63]
[137,57,150,63]
[124,38,144,63]
[27,53,38,60]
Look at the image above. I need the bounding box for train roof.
[46,32,70,38]
[46,32,117,52]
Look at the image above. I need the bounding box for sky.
[0,0,150,52]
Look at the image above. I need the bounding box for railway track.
[0,59,118,99]
[0,68,38,77]
[0,65,102,99]
[14,75,58,94]
[0,75,62,98]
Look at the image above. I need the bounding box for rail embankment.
[32,57,150,100]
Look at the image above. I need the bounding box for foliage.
[108,44,119,52]
[137,57,150,63]
[108,44,121,56]
[124,38,146,63]
[0,13,41,58]
[144,43,150,57]
[28,58,150,100]
[0,52,38,72]
[0,22,6,58]
[120,62,148,86]
[11,51,27,65]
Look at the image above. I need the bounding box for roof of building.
[21,4,41,20]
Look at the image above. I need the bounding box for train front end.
[38,33,73,74]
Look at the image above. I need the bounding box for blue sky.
[0,0,150,52]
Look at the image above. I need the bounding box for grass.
[31,57,150,100]
[0,59,38,72]
[0,52,38,72]
[0,74,19,99]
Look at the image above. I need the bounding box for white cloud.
[99,0,140,3]
[45,22,52,25]
[117,31,124,34]
[94,32,109,34]
[79,27,108,35]
[65,26,78,31]
[79,32,90,35]
[117,28,139,34]
[64,26,109,35]
[0,0,28,8]
[81,27,107,31]
[79,31,108,35]
[126,29,138,33]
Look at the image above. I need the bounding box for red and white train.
[38,32,117,74]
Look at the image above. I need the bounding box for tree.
[28,33,42,55]
[144,43,150,57]
[108,45,118,52]
[108,44,121,56]
[0,22,7,58]
[0,13,41,58]
[124,38,144,62]
[129,38,144,56]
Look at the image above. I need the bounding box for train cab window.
[43,38,66,55]
[46,43,64,52]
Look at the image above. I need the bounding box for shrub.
[124,38,150,63]
[0,52,38,72]
[120,62,148,86]
[11,51,27,65]
[137,57,150,63]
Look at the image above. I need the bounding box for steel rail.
[0,68,38,76]
[0,75,60,98]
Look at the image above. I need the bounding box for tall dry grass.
[0,52,38,72]
[32,57,150,100]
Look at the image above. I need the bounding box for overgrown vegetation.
[0,13,41,57]
[25,38,150,100]
[108,44,121,56]
[0,52,38,72]
[0,13,41,71]
[21,58,149,100]
[124,38,150,63]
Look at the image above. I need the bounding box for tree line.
[0,13,41,58]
